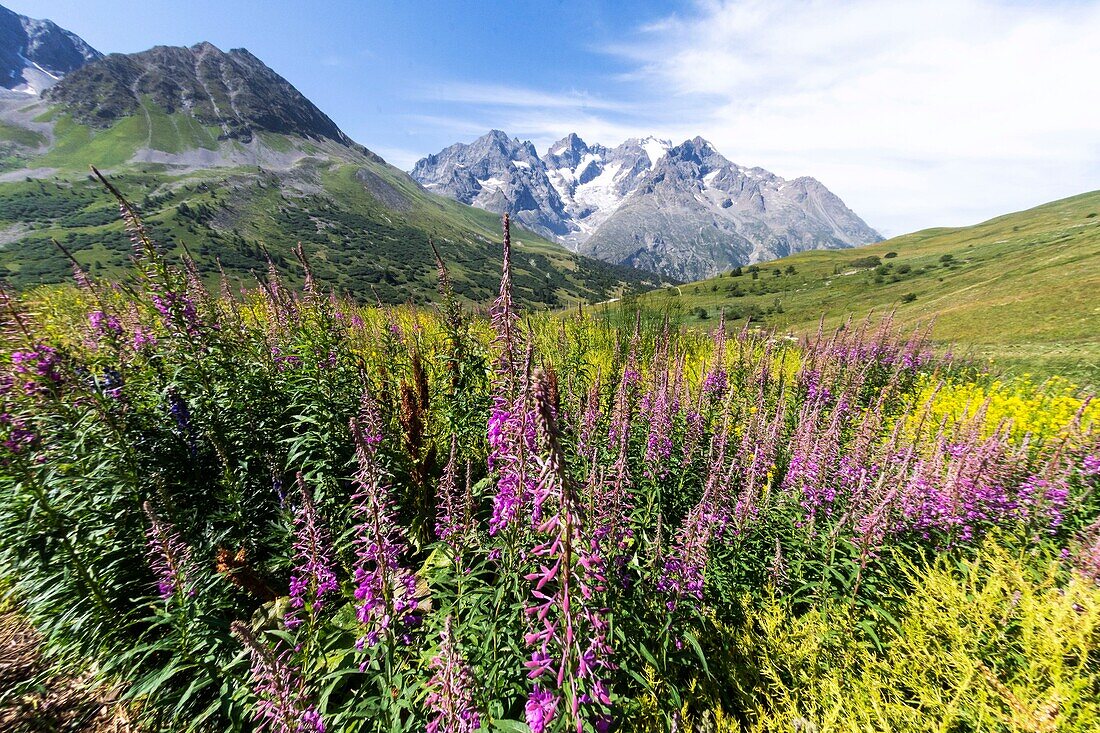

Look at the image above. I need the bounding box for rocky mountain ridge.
[44,42,359,148]
[0,4,101,95]
[412,131,883,280]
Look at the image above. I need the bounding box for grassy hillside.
[619,192,1100,385]
[0,104,664,307]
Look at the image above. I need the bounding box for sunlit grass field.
[621,191,1100,387]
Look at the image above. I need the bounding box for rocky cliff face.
[0,4,101,94]
[413,132,882,280]
[544,134,671,247]
[579,137,883,281]
[411,129,573,237]
[43,42,357,146]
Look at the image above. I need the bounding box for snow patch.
[477,176,505,191]
[641,138,670,167]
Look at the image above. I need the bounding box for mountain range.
[412,130,883,281]
[0,5,663,306]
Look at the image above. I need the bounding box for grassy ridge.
[0,105,664,307]
[626,191,1100,385]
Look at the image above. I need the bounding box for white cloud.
[609,0,1100,234]
[404,87,657,161]
[405,1,1099,235]
[419,82,634,113]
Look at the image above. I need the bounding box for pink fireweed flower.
[659,424,734,608]
[150,290,201,337]
[285,475,339,630]
[490,214,520,381]
[88,310,123,336]
[1071,518,1100,585]
[486,217,540,535]
[349,391,420,648]
[487,383,539,535]
[425,615,481,733]
[11,344,63,394]
[701,314,728,400]
[1,412,37,454]
[681,408,705,467]
[525,686,560,733]
[590,422,634,570]
[131,324,157,351]
[729,394,785,533]
[231,622,324,733]
[658,499,716,610]
[892,422,1029,546]
[1017,468,1070,533]
[71,260,94,291]
[781,396,844,525]
[523,371,614,733]
[435,437,473,547]
[578,373,602,454]
[607,360,635,451]
[143,501,197,600]
[642,372,674,481]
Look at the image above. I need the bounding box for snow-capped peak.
[0,5,102,94]
[639,137,671,167]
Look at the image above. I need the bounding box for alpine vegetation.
[0,177,1098,732]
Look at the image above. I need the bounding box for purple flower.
[1082,453,1100,477]
[487,392,538,535]
[271,346,303,372]
[285,475,339,630]
[425,616,481,733]
[89,310,123,336]
[150,290,200,336]
[522,372,614,733]
[702,315,728,400]
[643,377,673,481]
[659,426,735,608]
[489,214,521,381]
[525,686,560,733]
[131,326,157,351]
[349,391,420,648]
[231,622,323,733]
[1018,471,1070,532]
[143,501,197,600]
[1,408,37,454]
[11,344,63,393]
[436,438,473,547]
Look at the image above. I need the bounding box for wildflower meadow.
[1,177,1098,732]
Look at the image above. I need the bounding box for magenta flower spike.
[702,313,728,400]
[522,370,614,733]
[425,615,482,733]
[285,475,339,630]
[349,391,420,648]
[232,622,324,733]
[436,437,473,547]
[643,367,673,482]
[143,501,197,600]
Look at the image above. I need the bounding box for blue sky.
[9,0,1100,236]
